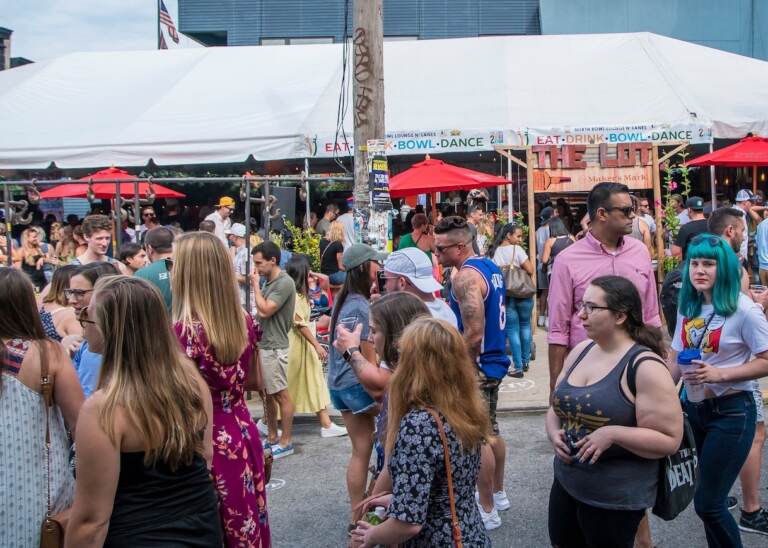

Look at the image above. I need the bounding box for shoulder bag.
[503,247,535,299]
[39,343,69,548]
[626,347,697,521]
[425,408,463,548]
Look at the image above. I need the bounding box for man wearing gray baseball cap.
[381,248,458,327]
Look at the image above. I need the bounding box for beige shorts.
[260,348,289,395]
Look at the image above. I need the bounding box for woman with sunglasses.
[0,268,84,546]
[66,262,120,397]
[671,234,768,547]
[546,275,682,548]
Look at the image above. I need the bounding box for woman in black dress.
[65,276,222,547]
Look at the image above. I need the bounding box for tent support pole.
[709,144,717,209]
[524,147,537,334]
[114,181,122,253]
[133,180,141,243]
[652,144,664,285]
[754,165,758,194]
[264,179,271,237]
[3,183,11,266]
[244,176,252,312]
[305,158,311,229]
[507,156,513,221]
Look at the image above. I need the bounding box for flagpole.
[157,0,161,49]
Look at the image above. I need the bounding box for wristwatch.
[343,347,360,362]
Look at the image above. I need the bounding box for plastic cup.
[678,348,707,402]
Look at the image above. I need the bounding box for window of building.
[261,38,288,46]
[288,37,334,45]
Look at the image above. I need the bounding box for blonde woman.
[39,264,81,342]
[352,318,491,547]
[172,231,271,547]
[65,276,221,547]
[56,225,78,265]
[13,227,53,292]
[320,220,346,285]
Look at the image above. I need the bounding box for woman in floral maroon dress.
[172,232,271,547]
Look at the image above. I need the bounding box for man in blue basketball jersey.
[434,215,511,531]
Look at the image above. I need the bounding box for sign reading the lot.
[531,143,653,192]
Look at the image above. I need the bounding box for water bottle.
[678,348,706,402]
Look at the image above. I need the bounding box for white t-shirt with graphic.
[672,294,768,396]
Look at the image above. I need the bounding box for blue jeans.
[684,391,756,548]
[505,296,533,371]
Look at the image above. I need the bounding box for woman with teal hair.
[670,233,768,547]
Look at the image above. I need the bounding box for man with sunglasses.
[204,196,235,246]
[434,215,510,531]
[139,206,161,242]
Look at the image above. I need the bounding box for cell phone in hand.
[338,316,359,334]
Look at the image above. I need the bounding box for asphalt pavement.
[264,411,768,548]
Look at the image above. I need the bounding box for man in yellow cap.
[205,196,235,245]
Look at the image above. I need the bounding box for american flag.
[159,0,180,44]
[159,32,168,50]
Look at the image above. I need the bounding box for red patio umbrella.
[687,136,768,193]
[389,157,510,198]
[39,167,185,199]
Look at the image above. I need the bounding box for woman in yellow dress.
[286,256,348,438]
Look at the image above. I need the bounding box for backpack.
[660,269,682,338]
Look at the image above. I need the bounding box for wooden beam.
[495,147,529,170]
[652,144,665,285]
[657,143,688,165]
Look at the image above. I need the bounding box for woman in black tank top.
[545,275,682,548]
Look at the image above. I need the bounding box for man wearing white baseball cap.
[735,189,766,262]
[382,247,458,327]
[225,223,250,307]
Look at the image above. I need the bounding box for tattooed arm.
[452,267,487,363]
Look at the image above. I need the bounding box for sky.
[3,0,197,63]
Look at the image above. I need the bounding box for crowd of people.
[1,180,768,547]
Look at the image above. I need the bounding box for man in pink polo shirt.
[547,182,662,392]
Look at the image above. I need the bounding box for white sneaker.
[493,490,511,511]
[257,418,281,438]
[478,504,501,531]
[321,422,348,438]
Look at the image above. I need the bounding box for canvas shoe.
[256,418,281,438]
[321,422,348,438]
[271,443,295,460]
[739,508,768,536]
[727,496,738,510]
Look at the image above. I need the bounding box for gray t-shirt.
[259,271,296,350]
[327,293,371,391]
[315,217,331,237]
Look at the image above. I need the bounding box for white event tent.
[1,32,768,170]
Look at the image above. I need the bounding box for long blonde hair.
[387,317,490,453]
[93,276,207,469]
[327,221,344,243]
[172,231,247,364]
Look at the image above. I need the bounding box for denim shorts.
[329,383,377,414]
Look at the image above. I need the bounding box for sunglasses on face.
[143,212,156,218]
[435,242,465,254]
[603,205,636,218]
[64,288,93,299]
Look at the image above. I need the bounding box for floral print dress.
[175,316,271,548]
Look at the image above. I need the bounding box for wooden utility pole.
[352,0,385,210]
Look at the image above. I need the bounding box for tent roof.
[2,32,768,170]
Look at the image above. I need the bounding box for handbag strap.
[425,407,463,548]
[39,340,53,518]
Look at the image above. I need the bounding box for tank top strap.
[2,338,31,377]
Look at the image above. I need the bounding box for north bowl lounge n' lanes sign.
[307,123,709,158]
